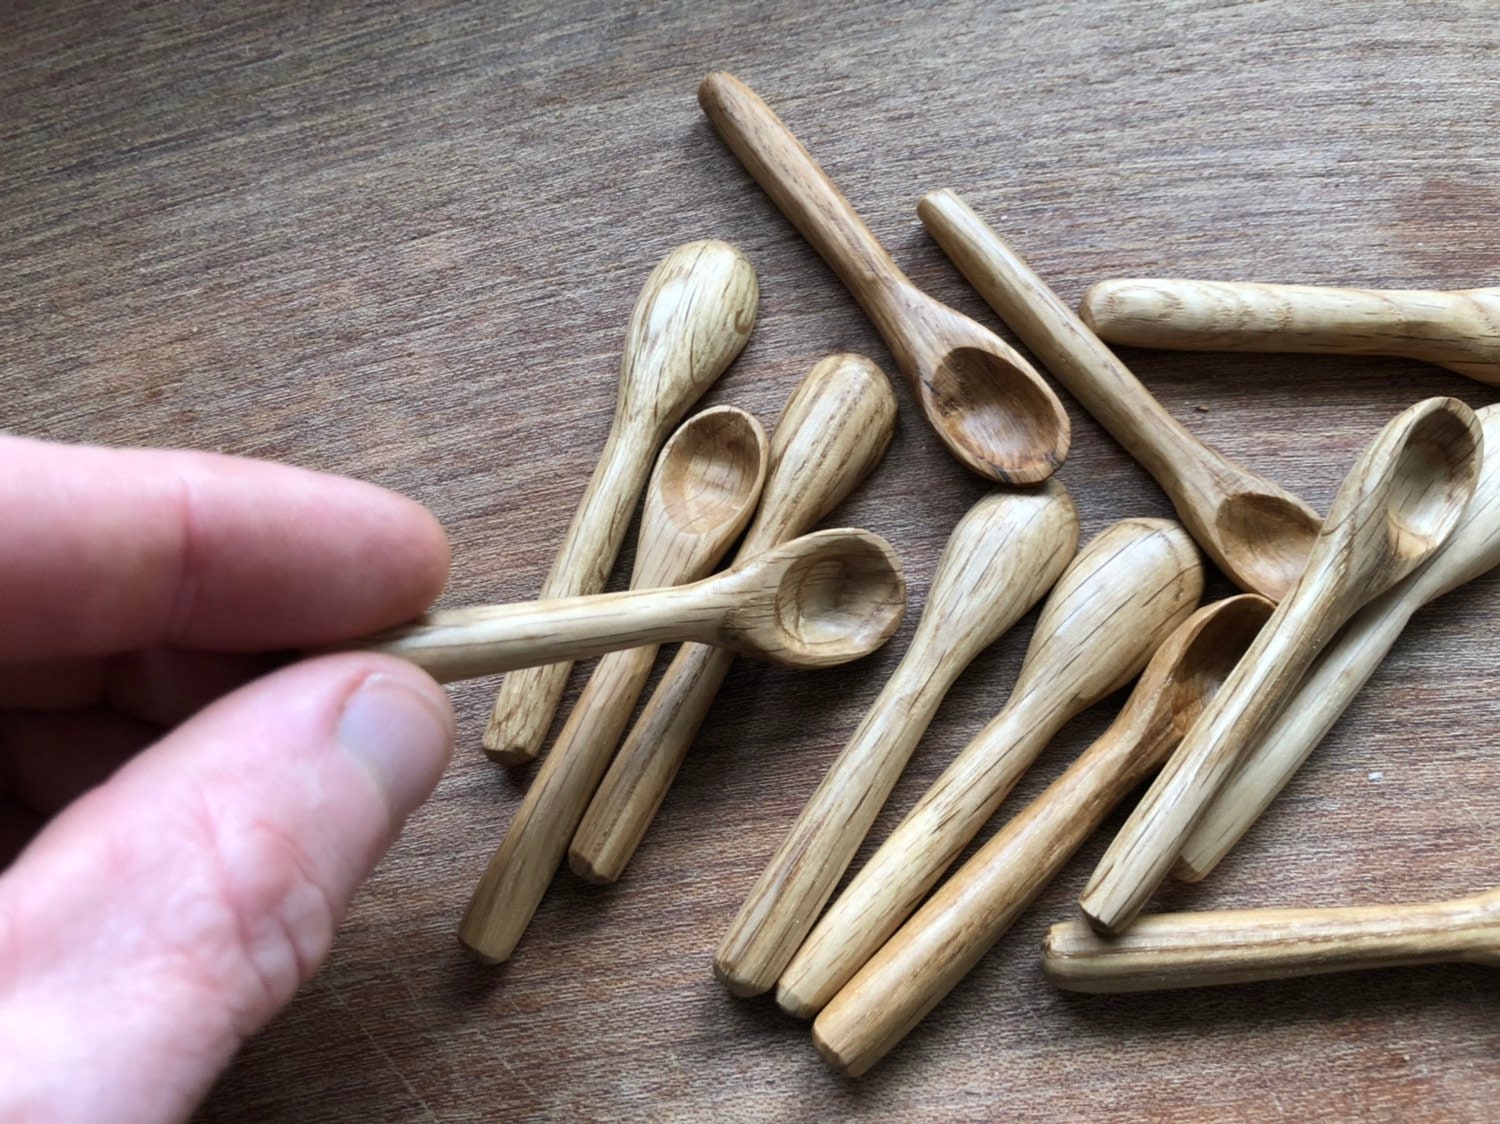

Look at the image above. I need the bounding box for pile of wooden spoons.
[335,68,1497,1079]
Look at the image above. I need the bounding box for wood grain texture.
[1044,890,1500,993]
[1081,398,1482,934]
[4,1,1499,1119]
[1080,278,1500,385]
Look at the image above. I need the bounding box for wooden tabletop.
[6,2,1499,1118]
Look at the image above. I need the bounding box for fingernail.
[338,673,454,821]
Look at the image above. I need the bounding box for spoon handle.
[814,694,1176,1076]
[1081,398,1482,934]
[813,593,1270,1074]
[568,354,899,884]
[713,485,1080,998]
[1179,404,1500,880]
[457,411,765,965]
[917,190,1318,601]
[1080,279,1500,385]
[1044,890,1500,993]
[484,240,758,764]
[349,581,726,683]
[698,72,911,324]
[774,518,1203,1017]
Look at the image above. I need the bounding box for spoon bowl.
[1384,403,1482,558]
[456,405,768,966]
[748,529,907,668]
[657,404,769,537]
[1160,594,1279,738]
[1211,491,1324,602]
[698,72,1069,485]
[914,331,1071,483]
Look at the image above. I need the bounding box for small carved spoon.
[485,239,758,764]
[714,482,1081,997]
[1080,278,1500,386]
[1044,889,1500,993]
[568,354,898,885]
[917,190,1321,601]
[698,72,1069,485]
[1178,402,1500,881]
[458,405,768,965]
[772,518,1204,1014]
[1081,397,1482,935]
[813,594,1272,1075]
[345,527,905,680]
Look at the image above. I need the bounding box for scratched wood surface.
[5,1,1499,1119]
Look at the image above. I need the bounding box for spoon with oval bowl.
[485,239,759,763]
[458,405,768,965]
[1081,397,1483,935]
[697,72,1069,485]
[917,189,1321,601]
[342,527,906,682]
[812,594,1272,1077]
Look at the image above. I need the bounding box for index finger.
[0,436,451,660]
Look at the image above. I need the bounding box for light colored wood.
[1080,278,1500,385]
[32,4,1500,1117]
[1179,402,1500,880]
[713,483,1081,997]
[696,72,1069,486]
[1080,398,1483,935]
[348,527,904,682]
[917,190,1321,602]
[1043,890,1500,993]
[483,240,759,763]
[456,407,767,964]
[814,594,1273,1076]
[773,518,1205,1016]
[567,353,899,884]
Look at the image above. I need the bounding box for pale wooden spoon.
[457,405,768,965]
[771,518,1204,1014]
[1044,889,1500,993]
[714,482,1081,997]
[568,354,898,885]
[1081,397,1483,935]
[697,72,1069,485]
[485,239,758,764]
[812,594,1271,1076]
[347,527,905,681]
[1179,402,1500,881]
[1081,279,1500,386]
[917,190,1321,601]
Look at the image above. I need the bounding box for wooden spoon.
[713,483,1081,997]
[697,72,1069,485]
[917,190,1321,601]
[457,406,768,965]
[1178,402,1500,881]
[1080,278,1500,386]
[1080,397,1483,935]
[772,518,1204,1014]
[485,240,759,764]
[567,354,898,884]
[1044,889,1500,993]
[347,527,905,681]
[812,595,1271,1076]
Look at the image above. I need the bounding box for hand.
[0,435,455,1122]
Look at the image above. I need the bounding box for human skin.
[0,435,456,1123]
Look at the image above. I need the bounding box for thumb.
[0,653,454,1124]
